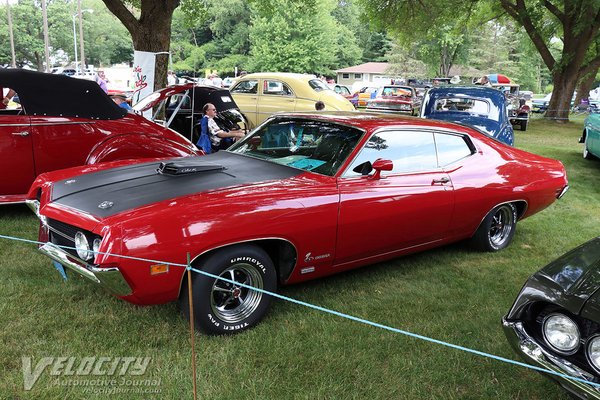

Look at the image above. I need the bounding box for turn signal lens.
[150,264,169,275]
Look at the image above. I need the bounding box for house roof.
[336,62,391,74]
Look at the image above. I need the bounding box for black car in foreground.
[503,237,600,399]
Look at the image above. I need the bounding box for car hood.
[48,152,302,218]
[426,113,502,136]
[536,238,600,313]
[505,238,600,320]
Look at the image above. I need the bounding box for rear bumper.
[39,242,132,297]
[502,318,600,400]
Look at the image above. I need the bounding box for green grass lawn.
[1,117,597,399]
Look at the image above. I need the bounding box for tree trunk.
[574,71,598,108]
[34,51,43,72]
[500,0,600,123]
[545,69,578,121]
[102,0,180,90]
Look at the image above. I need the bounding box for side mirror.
[370,158,393,180]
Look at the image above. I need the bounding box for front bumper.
[39,242,132,296]
[502,318,600,399]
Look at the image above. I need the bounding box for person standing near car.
[202,103,245,151]
[96,70,108,93]
[1,87,16,109]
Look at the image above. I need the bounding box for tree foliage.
[360,0,483,76]
[0,0,132,70]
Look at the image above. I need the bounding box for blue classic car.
[420,86,514,146]
[581,111,600,159]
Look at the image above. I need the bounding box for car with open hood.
[133,81,248,145]
[491,83,531,131]
[0,69,198,204]
[420,86,515,146]
[27,111,568,335]
[503,238,600,399]
[230,73,355,128]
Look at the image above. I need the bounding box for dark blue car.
[420,86,514,146]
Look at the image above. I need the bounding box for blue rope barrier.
[2,232,600,389]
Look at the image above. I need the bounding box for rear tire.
[180,245,277,335]
[470,203,517,252]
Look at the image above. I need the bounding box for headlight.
[586,336,600,371]
[74,231,93,261]
[92,238,102,255]
[543,313,580,353]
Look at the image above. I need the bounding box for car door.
[588,114,600,155]
[230,79,259,127]
[258,79,296,124]
[0,112,34,197]
[29,116,104,176]
[335,129,455,266]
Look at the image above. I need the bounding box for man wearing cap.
[110,93,132,111]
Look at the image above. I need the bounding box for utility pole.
[78,0,85,73]
[6,0,16,68]
[41,0,51,72]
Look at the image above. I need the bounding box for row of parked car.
[2,68,600,399]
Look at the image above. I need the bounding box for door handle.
[432,177,450,185]
[12,131,29,137]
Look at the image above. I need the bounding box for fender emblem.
[98,201,114,209]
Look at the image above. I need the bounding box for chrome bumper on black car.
[26,199,132,297]
[502,318,600,400]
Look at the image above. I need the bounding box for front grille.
[48,218,78,258]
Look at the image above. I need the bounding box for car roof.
[0,68,126,120]
[425,85,506,101]
[134,83,241,113]
[268,111,479,134]
[237,72,318,82]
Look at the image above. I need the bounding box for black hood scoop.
[158,160,225,175]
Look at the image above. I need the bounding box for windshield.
[432,97,490,115]
[228,118,364,176]
[381,86,413,97]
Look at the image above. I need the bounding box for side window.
[231,80,258,94]
[435,133,474,166]
[263,80,292,96]
[167,94,190,110]
[345,131,437,177]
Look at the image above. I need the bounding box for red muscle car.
[0,69,199,204]
[27,112,569,335]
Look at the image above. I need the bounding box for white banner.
[132,50,156,118]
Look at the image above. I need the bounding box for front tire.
[470,203,517,252]
[180,245,277,335]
